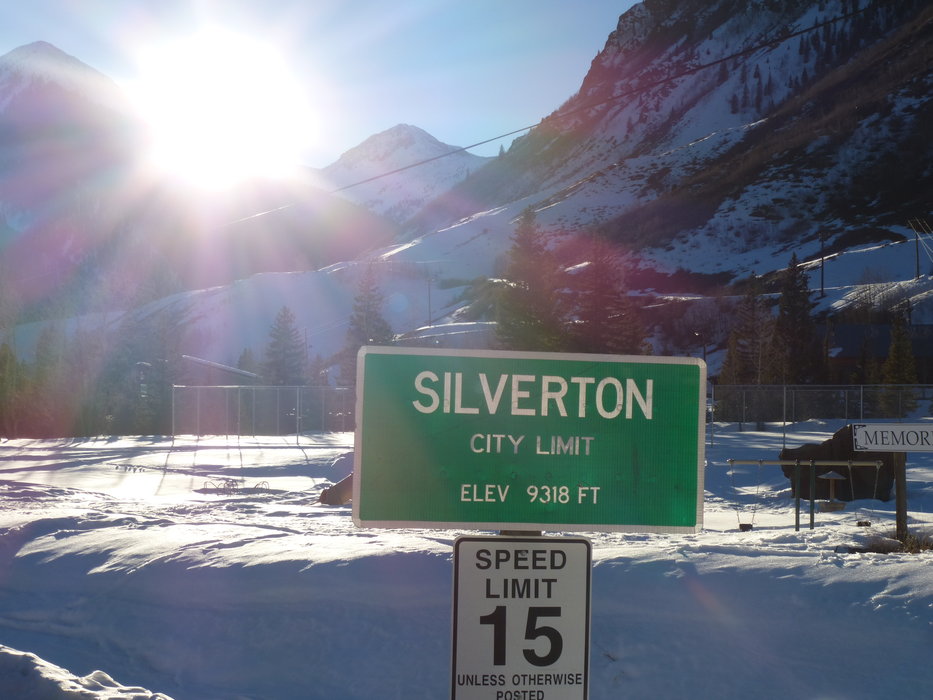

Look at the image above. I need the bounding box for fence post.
[794,460,801,532]
[782,385,787,449]
[809,460,816,530]
[709,384,715,447]
[742,389,746,430]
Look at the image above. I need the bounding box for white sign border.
[451,535,592,700]
[852,422,933,452]
[353,346,707,533]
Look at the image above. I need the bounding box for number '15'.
[479,606,563,666]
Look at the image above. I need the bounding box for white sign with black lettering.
[852,423,933,452]
[452,536,591,700]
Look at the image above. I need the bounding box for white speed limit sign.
[452,536,591,699]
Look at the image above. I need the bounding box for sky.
[0,0,639,168]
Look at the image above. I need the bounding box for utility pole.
[819,231,826,297]
[907,218,930,280]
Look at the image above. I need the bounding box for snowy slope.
[10,192,933,371]
[321,124,492,225]
[410,0,931,284]
[0,41,128,116]
[1,421,932,699]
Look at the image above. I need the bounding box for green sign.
[353,347,705,532]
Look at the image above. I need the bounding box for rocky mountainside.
[409,0,931,288]
[2,0,932,368]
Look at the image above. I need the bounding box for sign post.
[452,536,591,700]
[353,347,706,533]
[852,422,929,542]
[352,346,706,700]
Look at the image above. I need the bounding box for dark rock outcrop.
[779,425,900,501]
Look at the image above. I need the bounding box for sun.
[128,29,316,189]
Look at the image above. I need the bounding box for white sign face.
[852,423,933,452]
[452,536,591,700]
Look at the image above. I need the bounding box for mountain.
[320,124,492,225]
[4,0,933,374]
[0,41,128,112]
[0,41,143,319]
[409,0,931,288]
[0,41,136,221]
[0,42,397,322]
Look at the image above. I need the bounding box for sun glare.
[128,29,315,189]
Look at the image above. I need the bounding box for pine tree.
[0,342,18,436]
[65,324,110,437]
[881,314,917,418]
[496,208,567,352]
[767,254,823,384]
[716,280,777,423]
[340,264,393,386]
[237,347,260,376]
[96,312,181,436]
[719,279,773,385]
[717,61,728,84]
[25,325,66,435]
[882,315,917,384]
[568,237,648,355]
[262,306,307,386]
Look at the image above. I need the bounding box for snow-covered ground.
[1,421,932,699]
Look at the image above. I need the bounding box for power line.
[231,2,879,225]
[329,3,876,193]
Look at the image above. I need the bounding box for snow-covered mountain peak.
[0,40,128,114]
[321,123,493,225]
[1,41,78,74]
[336,123,456,165]
[2,41,107,90]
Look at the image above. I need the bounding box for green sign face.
[353,347,705,532]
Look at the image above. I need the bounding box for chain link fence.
[711,384,933,425]
[171,385,355,436]
[171,383,933,436]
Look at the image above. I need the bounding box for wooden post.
[895,452,908,542]
[794,460,801,532]
[809,460,816,530]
